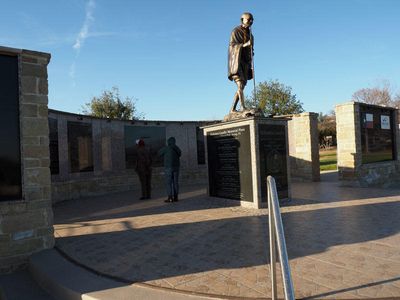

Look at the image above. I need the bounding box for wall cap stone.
[336,101,398,111]
[48,108,216,125]
[292,112,319,118]
[335,101,357,108]
[0,45,22,55]
[21,49,51,63]
[0,46,51,62]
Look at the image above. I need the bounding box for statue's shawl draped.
[228,25,253,81]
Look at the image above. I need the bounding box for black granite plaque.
[258,124,288,200]
[48,118,59,175]
[125,126,166,168]
[207,125,253,201]
[360,104,396,164]
[196,127,205,165]
[0,55,22,201]
[67,121,94,173]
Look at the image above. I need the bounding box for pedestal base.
[223,108,263,122]
[203,117,291,209]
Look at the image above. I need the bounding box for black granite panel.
[360,104,396,164]
[125,126,166,168]
[0,55,22,201]
[258,124,288,200]
[207,125,253,201]
[48,118,59,174]
[196,127,205,165]
[67,121,94,173]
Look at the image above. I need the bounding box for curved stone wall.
[48,109,215,202]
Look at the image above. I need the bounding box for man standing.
[135,139,152,200]
[228,12,254,113]
[158,137,181,203]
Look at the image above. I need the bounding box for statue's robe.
[228,25,254,82]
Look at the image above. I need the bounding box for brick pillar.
[0,47,54,273]
[335,102,361,182]
[288,112,320,181]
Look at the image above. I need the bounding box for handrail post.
[267,176,295,300]
[268,186,277,300]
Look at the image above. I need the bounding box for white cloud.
[73,0,95,52]
[70,0,95,84]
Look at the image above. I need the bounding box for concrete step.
[29,249,233,300]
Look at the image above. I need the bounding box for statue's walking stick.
[249,28,256,107]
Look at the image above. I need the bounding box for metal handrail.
[267,176,295,300]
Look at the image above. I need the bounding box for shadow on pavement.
[287,171,400,207]
[305,276,400,299]
[54,185,241,224]
[55,198,400,283]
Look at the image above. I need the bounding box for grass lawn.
[320,148,337,171]
[362,152,394,164]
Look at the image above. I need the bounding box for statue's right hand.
[243,40,251,47]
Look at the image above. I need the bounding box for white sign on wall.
[381,115,391,130]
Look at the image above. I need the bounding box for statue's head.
[241,12,253,28]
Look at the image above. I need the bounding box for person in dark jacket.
[135,139,152,200]
[158,137,181,202]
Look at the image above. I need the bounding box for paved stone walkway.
[53,172,400,299]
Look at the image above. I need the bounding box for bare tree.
[393,93,400,108]
[352,81,392,106]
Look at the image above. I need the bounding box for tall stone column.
[0,46,54,273]
[288,112,320,181]
[335,102,361,182]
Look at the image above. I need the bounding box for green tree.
[245,80,304,116]
[318,111,336,147]
[82,86,143,120]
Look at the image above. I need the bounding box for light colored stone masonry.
[0,47,54,273]
[287,112,320,182]
[336,102,358,176]
[335,101,400,187]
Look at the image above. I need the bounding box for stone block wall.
[49,110,209,202]
[336,102,360,180]
[0,47,54,273]
[336,101,400,187]
[287,112,320,181]
[51,167,208,203]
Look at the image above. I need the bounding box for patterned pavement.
[53,172,400,299]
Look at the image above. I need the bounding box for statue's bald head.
[241,12,253,28]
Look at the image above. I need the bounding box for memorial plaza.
[7,171,394,299]
[1,14,400,298]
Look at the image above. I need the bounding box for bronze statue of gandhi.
[228,12,254,113]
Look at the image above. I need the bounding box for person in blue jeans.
[158,137,182,202]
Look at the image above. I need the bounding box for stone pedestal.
[203,117,290,209]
